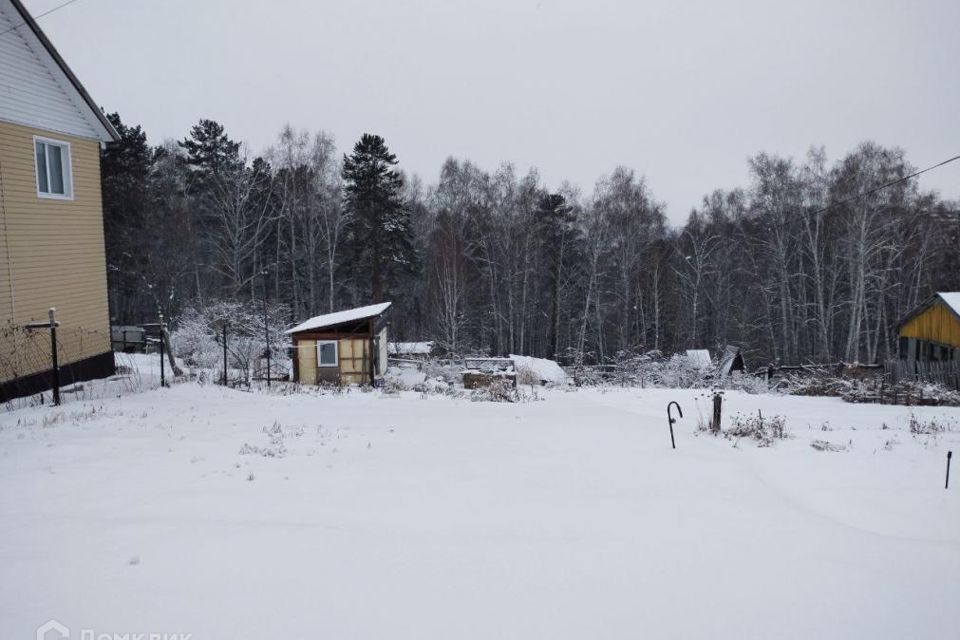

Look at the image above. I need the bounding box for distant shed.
[716,345,745,378]
[895,292,960,388]
[898,292,960,358]
[286,302,391,386]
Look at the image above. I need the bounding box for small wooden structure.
[716,345,745,378]
[894,292,960,389]
[286,302,390,386]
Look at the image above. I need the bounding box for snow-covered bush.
[238,421,304,457]
[470,379,518,403]
[781,372,960,406]
[725,412,788,447]
[171,307,221,369]
[907,414,955,435]
[712,373,770,394]
[171,299,291,383]
[646,353,713,388]
[810,439,847,452]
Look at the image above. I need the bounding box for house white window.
[34,137,73,199]
[317,340,338,367]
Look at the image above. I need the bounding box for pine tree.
[341,134,415,302]
[179,119,242,179]
[100,112,152,322]
[536,193,577,358]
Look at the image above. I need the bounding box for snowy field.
[1,374,959,639]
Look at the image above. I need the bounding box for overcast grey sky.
[25,0,960,223]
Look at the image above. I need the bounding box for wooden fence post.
[711,392,722,434]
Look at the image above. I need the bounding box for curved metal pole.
[667,401,683,449]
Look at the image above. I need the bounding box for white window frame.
[317,340,339,367]
[33,136,74,200]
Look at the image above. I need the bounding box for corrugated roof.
[286,302,391,334]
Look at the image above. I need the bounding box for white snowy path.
[1,385,958,639]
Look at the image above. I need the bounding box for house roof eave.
[8,0,120,143]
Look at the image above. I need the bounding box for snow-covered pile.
[383,364,449,392]
[510,354,568,386]
[384,366,427,390]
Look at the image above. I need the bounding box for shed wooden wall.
[292,336,372,386]
[0,120,111,383]
[899,301,960,349]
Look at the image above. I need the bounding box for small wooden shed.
[895,292,960,388]
[286,302,391,386]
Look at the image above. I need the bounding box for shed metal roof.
[286,302,391,335]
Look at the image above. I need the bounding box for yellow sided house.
[0,0,120,401]
[895,292,960,389]
[287,303,391,386]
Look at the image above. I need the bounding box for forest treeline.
[102,113,959,367]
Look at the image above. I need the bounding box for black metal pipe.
[947,451,953,490]
[49,308,60,406]
[667,401,683,449]
[222,323,228,386]
[263,269,271,388]
[158,312,166,388]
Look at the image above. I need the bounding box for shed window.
[34,137,73,199]
[317,340,338,367]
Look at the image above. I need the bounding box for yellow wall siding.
[0,120,110,382]
[339,338,369,386]
[292,337,371,386]
[296,339,317,385]
[899,301,960,349]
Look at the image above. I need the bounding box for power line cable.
[813,152,960,215]
[0,0,82,38]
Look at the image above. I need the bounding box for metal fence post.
[222,323,228,386]
[49,308,60,406]
[263,272,271,388]
[158,312,166,388]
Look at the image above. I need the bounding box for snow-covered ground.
[1,379,958,639]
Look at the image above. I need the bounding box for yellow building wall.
[0,120,111,383]
[899,301,960,349]
[293,337,370,386]
[296,339,317,385]
[339,338,369,386]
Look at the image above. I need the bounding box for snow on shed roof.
[938,292,960,316]
[286,302,391,334]
[686,349,712,369]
